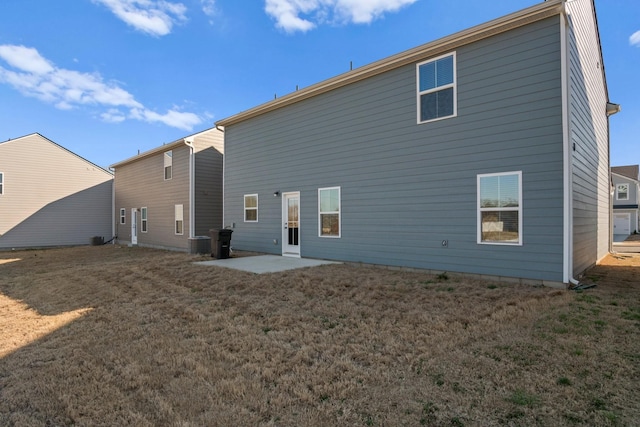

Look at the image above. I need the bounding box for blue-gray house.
[216,0,618,287]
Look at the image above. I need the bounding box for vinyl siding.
[566,0,610,275]
[0,134,113,249]
[224,17,566,282]
[114,145,190,250]
[194,130,224,235]
[612,174,638,207]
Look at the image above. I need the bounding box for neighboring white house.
[612,165,639,237]
[0,133,113,250]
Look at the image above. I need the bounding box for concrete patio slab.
[194,255,341,274]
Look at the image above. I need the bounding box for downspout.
[560,6,578,285]
[216,124,226,229]
[184,138,195,239]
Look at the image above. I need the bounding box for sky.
[0,0,637,170]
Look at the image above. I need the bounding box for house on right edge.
[217,0,619,287]
[612,165,639,237]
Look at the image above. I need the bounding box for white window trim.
[616,183,629,201]
[416,51,457,125]
[119,208,126,225]
[164,150,173,181]
[318,186,341,238]
[244,194,258,223]
[141,207,148,233]
[175,204,184,235]
[477,171,523,246]
[0,172,4,195]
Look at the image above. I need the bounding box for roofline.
[612,171,640,184]
[216,0,564,127]
[109,126,218,169]
[110,139,187,169]
[1,132,113,176]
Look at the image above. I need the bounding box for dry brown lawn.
[0,246,638,426]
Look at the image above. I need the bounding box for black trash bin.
[211,229,233,259]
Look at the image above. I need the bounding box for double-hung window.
[0,172,4,195]
[417,52,456,123]
[616,183,629,201]
[141,207,148,232]
[478,171,522,245]
[119,208,126,224]
[244,194,258,222]
[318,187,341,237]
[164,151,172,180]
[175,204,183,235]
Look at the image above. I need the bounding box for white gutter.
[560,4,578,286]
[184,138,196,238]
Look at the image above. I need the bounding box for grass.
[0,245,639,426]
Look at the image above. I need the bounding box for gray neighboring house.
[217,0,618,286]
[612,165,639,237]
[111,127,224,252]
[0,133,113,250]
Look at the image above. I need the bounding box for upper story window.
[0,172,4,195]
[244,194,258,222]
[616,183,629,200]
[318,187,341,237]
[119,208,126,225]
[164,151,172,180]
[417,52,457,124]
[478,171,522,245]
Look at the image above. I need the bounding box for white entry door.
[282,192,300,257]
[613,213,630,236]
[131,208,138,245]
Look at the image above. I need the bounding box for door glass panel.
[287,197,299,246]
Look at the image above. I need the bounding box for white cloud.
[201,0,217,17]
[131,108,203,130]
[101,108,127,123]
[630,30,640,47]
[0,44,203,131]
[0,45,54,74]
[93,0,187,36]
[264,0,417,33]
[265,0,316,32]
